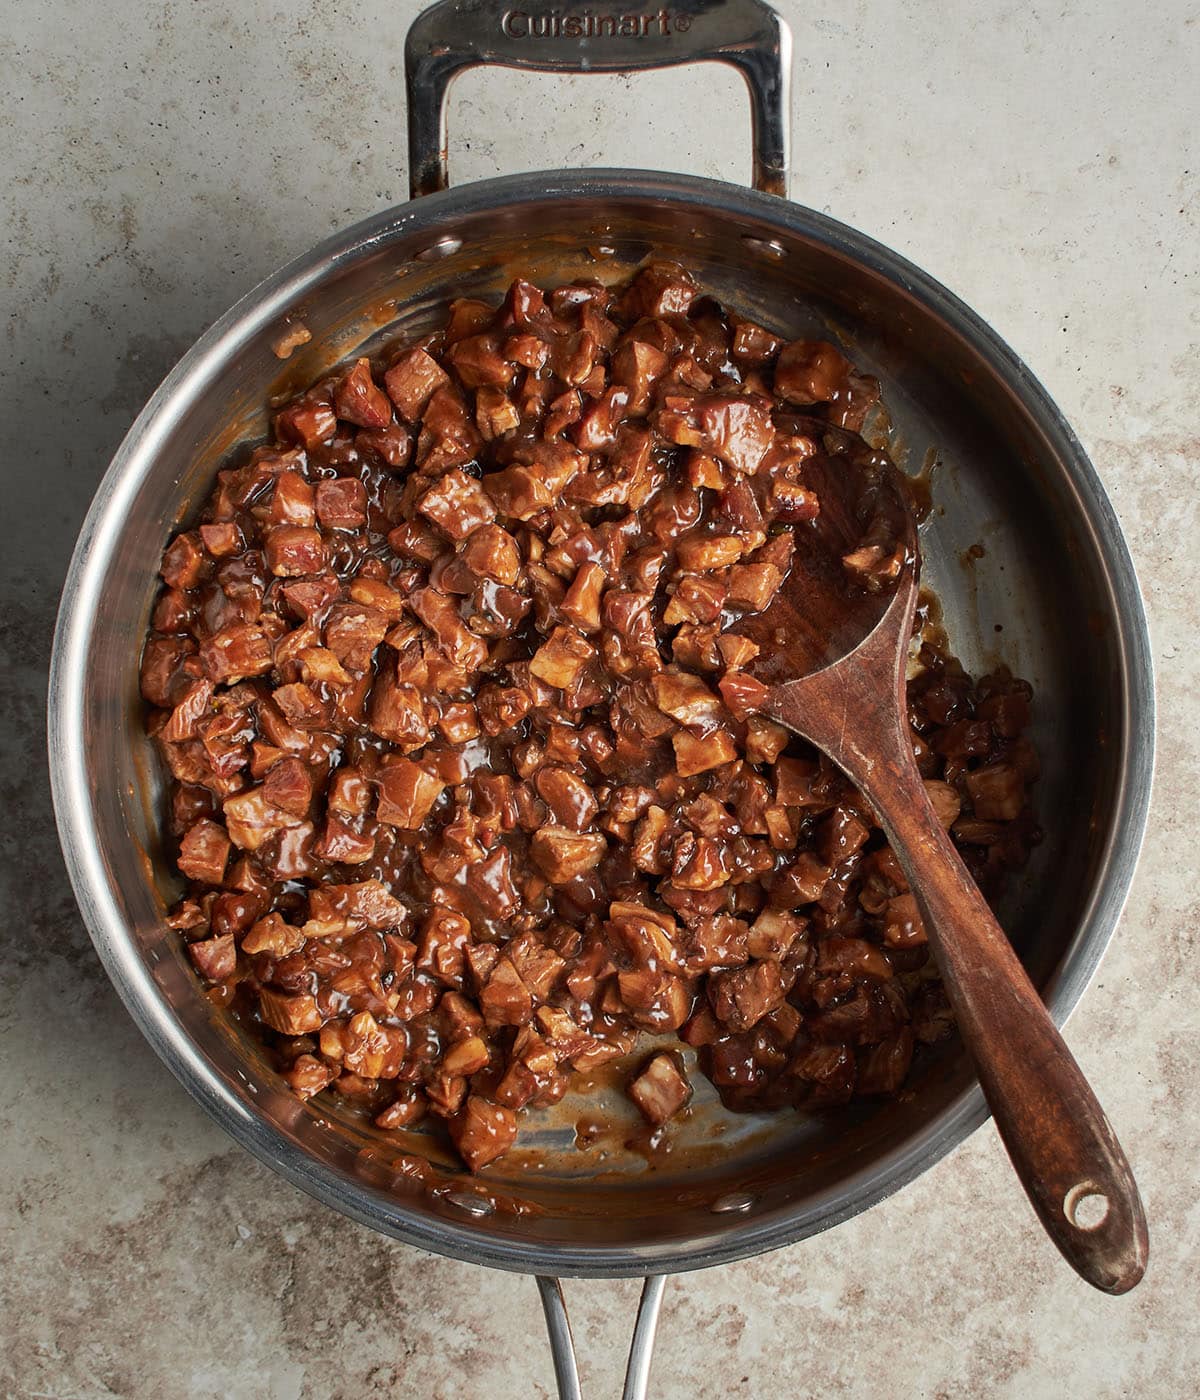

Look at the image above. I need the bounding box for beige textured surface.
[2,0,1198,1396]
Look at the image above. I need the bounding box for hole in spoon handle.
[1064,1183,1110,1231]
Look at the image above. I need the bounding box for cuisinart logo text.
[501,8,694,37]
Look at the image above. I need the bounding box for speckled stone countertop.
[3,1,1197,1395]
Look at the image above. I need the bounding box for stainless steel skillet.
[48,1,1155,1393]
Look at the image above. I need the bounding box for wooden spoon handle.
[860,760,1148,1293]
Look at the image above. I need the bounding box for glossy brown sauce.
[141,262,1040,1175]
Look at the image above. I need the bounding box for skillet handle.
[405,0,791,198]
[537,1275,668,1400]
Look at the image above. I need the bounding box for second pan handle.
[537,1275,668,1400]
[405,0,791,198]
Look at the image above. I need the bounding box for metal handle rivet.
[741,235,786,260]
[415,235,464,261]
[445,1189,495,1217]
[711,1190,755,1213]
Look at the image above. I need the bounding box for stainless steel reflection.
[48,169,1155,1279]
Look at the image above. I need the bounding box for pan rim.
[47,167,1155,1277]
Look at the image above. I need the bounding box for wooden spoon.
[735,419,1148,1294]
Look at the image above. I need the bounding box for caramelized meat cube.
[858,1027,915,1095]
[476,684,532,736]
[280,575,339,620]
[409,587,489,671]
[285,1054,337,1099]
[531,827,607,884]
[623,261,698,318]
[313,880,406,932]
[334,358,393,428]
[275,396,337,448]
[744,715,789,765]
[376,758,445,829]
[560,560,606,632]
[313,815,376,864]
[612,339,669,414]
[923,778,962,829]
[296,646,351,687]
[775,339,854,407]
[605,900,680,969]
[708,960,788,1032]
[727,562,784,611]
[161,678,215,743]
[509,936,567,1001]
[653,669,724,730]
[348,578,405,621]
[269,472,317,526]
[272,682,329,729]
[616,969,692,1030]
[141,637,195,707]
[745,908,806,960]
[324,602,389,673]
[534,766,599,830]
[676,534,743,571]
[697,395,773,475]
[340,1019,409,1083]
[417,468,497,541]
[449,1096,518,1171]
[357,422,412,467]
[481,465,555,520]
[241,912,306,956]
[258,988,323,1035]
[223,786,304,851]
[367,671,429,750]
[964,761,1026,821]
[187,933,236,982]
[443,1035,490,1076]
[265,526,328,578]
[462,522,522,584]
[418,384,482,471]
[771,478,820,522]
[630,805,672,875]
[161,532,206,589]
[199,623,272,684]
[529,626,594,690]
[664,574,728,627]
[480,958,534,1029]
[199,521,243,558]
[730,318,782,364]
[177,818,232,885]
[416,907,471,987]
[261,756,314,817]
[476,386,520,440]
[328,766,371,816]
[628,1052,692,1125]
[816,936,894,980]
[315,477,368,529]
[374,1086,427,1128]
[671,833,731,890]
[425,1070,469,1116]
[818,807,872,865]
[672,728,738,776]
[447,333,514,390]
[384,347,450,421]
[883,893,927,948]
